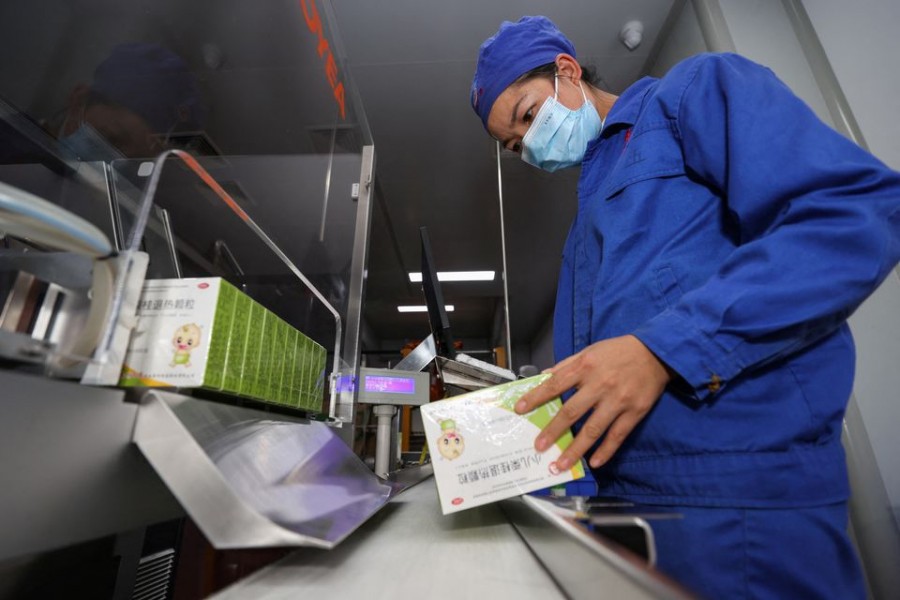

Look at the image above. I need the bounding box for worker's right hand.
[514,335,670,471]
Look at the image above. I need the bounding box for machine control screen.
[357,368,429,405]
[364,375,416,395]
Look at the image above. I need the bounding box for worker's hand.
[515,335,670,470]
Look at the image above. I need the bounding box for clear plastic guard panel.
[108,149,366,421]
[0,0,372,422]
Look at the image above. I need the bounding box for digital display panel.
[364,375,416,395]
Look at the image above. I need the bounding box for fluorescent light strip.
[397,305,455,313]
[408,271,495,283]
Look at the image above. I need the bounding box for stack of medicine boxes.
[119,277,326,412]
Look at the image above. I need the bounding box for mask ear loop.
[556,72,590,106]
[577,79,589,104]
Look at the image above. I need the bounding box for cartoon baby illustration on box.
[171,323,202,367]
[436,419,465,461]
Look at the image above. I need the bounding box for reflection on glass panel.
[110,153,362,353]
[0,0,368,161]
[0,0,371,418]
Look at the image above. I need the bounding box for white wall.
[802,0,900,171]
[718,0,831,120]
[649,0,708,78]
[798,0,900,519]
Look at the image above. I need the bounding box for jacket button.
[707,374,722,394]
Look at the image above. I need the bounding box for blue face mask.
[521,75,603,172]
[59,121,124,162]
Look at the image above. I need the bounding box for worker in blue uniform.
[470,16,900,599]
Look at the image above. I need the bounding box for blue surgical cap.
[470,16,576,130]
[91,43,205,133]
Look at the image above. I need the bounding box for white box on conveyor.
[421,374,585,514]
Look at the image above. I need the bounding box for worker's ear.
[60,84,90,136]
[554,53,582,81]
[66,84,90,112]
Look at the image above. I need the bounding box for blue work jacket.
[554,53,900,508]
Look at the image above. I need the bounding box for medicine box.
[421,374,585,514]
[119,277,326,410]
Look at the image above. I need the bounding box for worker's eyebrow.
[509,96,524,129]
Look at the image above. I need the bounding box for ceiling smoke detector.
[620,20,644,51]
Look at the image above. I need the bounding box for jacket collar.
[583,76,655,163]
[603,76,656,131]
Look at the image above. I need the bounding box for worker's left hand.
[515,335,671,470]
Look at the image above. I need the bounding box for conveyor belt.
[211,482,565,599]
[211,481,693,599]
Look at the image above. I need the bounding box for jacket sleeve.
[632,53,900,401]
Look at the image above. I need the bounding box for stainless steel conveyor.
[210,481,693,600]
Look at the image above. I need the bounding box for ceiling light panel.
[408,271,495,283]
[397,305,455,313]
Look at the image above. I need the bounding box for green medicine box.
[121,277,327,415]
[120,278,237,389]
